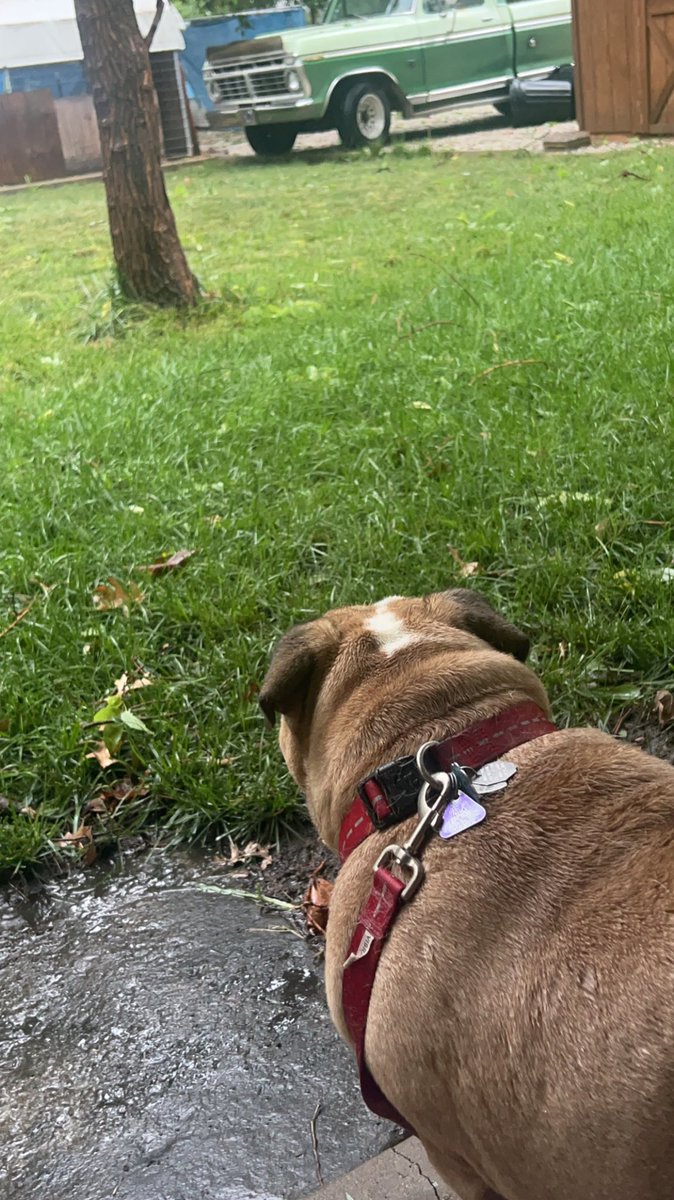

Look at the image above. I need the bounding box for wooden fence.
[54,96,102,175]
[0,52,195,187]
[0,91,66,185]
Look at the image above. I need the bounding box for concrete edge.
[0,154,215,195]
[304,1137,458,1200]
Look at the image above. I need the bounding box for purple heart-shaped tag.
[440,791,487,840]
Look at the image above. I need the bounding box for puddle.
[0,850,392,1200]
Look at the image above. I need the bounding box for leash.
[339,701,558,1129]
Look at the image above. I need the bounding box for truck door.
[420,0,512,100]
[503,0,572,77]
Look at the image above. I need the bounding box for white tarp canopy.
[0,0,185,69]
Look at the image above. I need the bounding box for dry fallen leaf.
[113,669,153,696]
[86,742,118,769]
[243,841,273,870]
[85,777,148,816]
[19,805,36,819]
[56,824,96,866]
[219,838,273,870]
[93,576,143,614]
[141,549,196,576]
[302,873,334,937]
[85,796,109,815]
[654,690,674,728]
[449,547,480,577]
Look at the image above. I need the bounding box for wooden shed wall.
[573,0,674,134]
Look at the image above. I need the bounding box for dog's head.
[259,590,535,820]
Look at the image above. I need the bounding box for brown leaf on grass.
[93,576,144,614]
[85,796,109,815]
[654,690,674,728]
[113,669,153,696]
[19,805,37,819]
[86,742,118,769]
[141,549,196,576]
[302,873,334,937]
[56,824,96,866]
[449,547,480,577]
[85,777,148,816]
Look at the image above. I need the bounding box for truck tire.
[245,125,297,156]
[337,81,391,149]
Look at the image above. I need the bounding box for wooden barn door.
[647,0,674,131]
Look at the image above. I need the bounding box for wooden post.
[570,0,586,130]
[74,0,199,307]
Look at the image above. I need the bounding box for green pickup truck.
[204,0,573,156]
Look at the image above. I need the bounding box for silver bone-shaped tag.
[471,760,518,796]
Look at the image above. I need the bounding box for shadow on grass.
[217,110,511,169]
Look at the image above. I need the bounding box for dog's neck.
[305,670,550,851]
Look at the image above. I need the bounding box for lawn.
[1,144,674,876]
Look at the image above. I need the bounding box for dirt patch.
[619,711,674,764]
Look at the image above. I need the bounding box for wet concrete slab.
[0,850,392,1200]
[306,1138,458,1200]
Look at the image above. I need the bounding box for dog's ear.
[443,588,530,662]
[259,619,339,728]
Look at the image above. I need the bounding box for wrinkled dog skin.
[261,590,674,1200]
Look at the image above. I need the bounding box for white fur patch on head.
[365,599,422,657]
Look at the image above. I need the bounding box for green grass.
[1,144,674,875]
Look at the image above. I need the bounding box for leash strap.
[341,866,411,1129]
[340,701,558,1130]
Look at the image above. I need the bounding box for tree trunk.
[74,0,199,307]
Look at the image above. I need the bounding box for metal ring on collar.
[415,740,448,791]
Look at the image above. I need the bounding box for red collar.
[339,701,556,862]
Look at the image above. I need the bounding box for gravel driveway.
[200,104,649,160]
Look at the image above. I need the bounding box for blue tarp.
[181,10,307,110]
[0,61,87,97]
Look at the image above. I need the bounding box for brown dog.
[260,589,674,1200]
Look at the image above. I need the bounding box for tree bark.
[74,0,199,307]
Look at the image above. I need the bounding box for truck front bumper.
[208,98,323,129]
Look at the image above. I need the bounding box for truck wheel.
[337,81,391,149]
[245,125,297,156]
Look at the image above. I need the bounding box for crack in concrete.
[391,1145,443,1200]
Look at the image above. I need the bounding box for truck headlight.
[286,69,302,93]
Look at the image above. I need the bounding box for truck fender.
[324,69,413,120]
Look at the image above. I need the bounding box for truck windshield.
[323,0,414,22]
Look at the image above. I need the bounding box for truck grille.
[206,56,293,106]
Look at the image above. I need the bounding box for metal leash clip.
[373,741,458,901]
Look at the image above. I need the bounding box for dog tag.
[440,791,487,840]
[472,760,517,796]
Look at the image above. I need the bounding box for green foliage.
[176,0,280,18]
[1,147,674,875]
